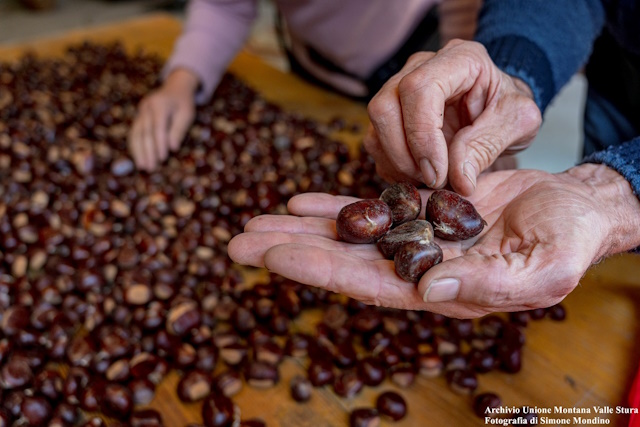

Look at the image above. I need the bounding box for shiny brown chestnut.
[202,393,235,427]
[377,220,433,259]
[376,391,407,421]
[379,182,421,226]
[473,392,502,418]
[394,240,443,283]
[336,199,392,244]
[349,408,380,427]
[290,375,312,403]
[177,370,212,402]
[426,190,486,240]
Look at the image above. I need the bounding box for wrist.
[565,163,640,258]
[164,68,200,97]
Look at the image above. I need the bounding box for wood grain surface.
[2,14,640,427]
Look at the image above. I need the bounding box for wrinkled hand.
[228,166,622,318]
[365,39,541,196]
[128,69,198,171]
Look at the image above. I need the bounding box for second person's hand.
[365,39,542,196]
[128,68,199,171]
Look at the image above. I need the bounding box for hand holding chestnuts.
[336,183,485,283]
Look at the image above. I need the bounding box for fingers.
[228,231,384,267]
[368,40,542,196]
[394,43,482,188]
[367,54,436,186]
[140,106,158,172]
[128,91,195,172]
[286,193,361,218]
[168,103,194,151]
[447,80,541,196]
[129,99,162,171]
[244,214,337,239]
[151,103,169,169]
[262,243,424,309]
[128,113,145,170]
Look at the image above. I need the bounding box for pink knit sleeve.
[163,0,258,104]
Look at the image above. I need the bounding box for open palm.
[228,169,604,318]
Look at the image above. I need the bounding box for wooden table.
[2,14,640,427]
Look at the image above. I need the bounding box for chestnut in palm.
[426,190,486,240]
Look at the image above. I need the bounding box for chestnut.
[101,383,133,420]
[202,394,235,427]
[473,392,502,418]
[290,375,312,402]
[376,391,407,421]
[357,356,385,387]
[332,370,364,398]
[379,182,421,226]
[336,199,392,244]
[425,190,486,240]
[130,409,164,427]
[377,220,434,259]
[446,369,478,395]
[177,370,212,402]
[394,240,443,283]
[20,395,52,426]
[349,408,380,427]
[307,361,335,387]
[213,369,243,398]
[244,361,279,388]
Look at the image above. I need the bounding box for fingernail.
[463,161,477,190]
[420,159,437,188]
[423,278,460,302]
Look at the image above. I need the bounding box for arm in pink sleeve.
[163,0,258,104]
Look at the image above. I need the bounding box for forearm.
[474,0,605,113]
[163,0,257,104]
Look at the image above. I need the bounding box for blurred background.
[0,0,588,174]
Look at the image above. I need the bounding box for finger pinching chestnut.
[336,183,486,283]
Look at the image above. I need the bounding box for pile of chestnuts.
[0,42,564,427]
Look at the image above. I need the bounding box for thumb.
[416,251,556,314]
[447,97,541,196]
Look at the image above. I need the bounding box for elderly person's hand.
[128,69,198,171]
[365,39,541,195]
[228,164,640,318]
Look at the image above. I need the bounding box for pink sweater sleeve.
[163,0,258,105]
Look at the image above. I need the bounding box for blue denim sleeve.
[474,0,606,113]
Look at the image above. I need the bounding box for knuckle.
[518,100,542,133]
[405,51,430,67]
[441,38,466,50]
[367,95,391,122]
[362,135,377,154]
[397,72,426,97]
